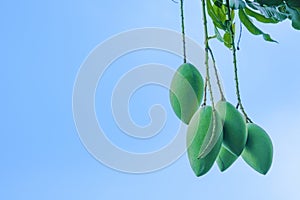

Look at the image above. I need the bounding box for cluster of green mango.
[170,63,273,177]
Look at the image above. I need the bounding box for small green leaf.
[239,9,278,42]
[214,27,224,43]
[232,22,236,34]
[213,4,227,23]
[231,7,235,20]
[245,7,279,23]
[206,0,227,30]
[223,32,232,48]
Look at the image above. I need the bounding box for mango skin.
[170,63,204,124]
[187,106,223,177]
[216,101,247,156]
[242,123,273,175]
[217,145,238,172]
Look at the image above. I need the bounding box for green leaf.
[214,27,225,43]
[286,0,300,8]
[231,7,235,20]
[245,7,279,23]
[213,4,227,23]
[206,0,226,30]
[246,1,288,21]
[239,9,278,42]
[232,22,236,34]
[223,32,232,48]
[230,0,246,10]
[286,5,300,30]
[213,0,223,7]
[254,0,283,6]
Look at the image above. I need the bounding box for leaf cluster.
[207,0,300,47]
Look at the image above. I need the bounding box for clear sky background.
[1,0,300,199]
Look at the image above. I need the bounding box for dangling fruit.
[216,101,247,156]
[242,123,273,175]
[216,145,238,172]
[187,106,223,177]
[170,63,204,124]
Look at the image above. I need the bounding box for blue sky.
[1,0,300,199]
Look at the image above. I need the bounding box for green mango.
[255,0,283,6]
[242,123,273,175]
[187,106,223,177]
[170,63,204,124]
[217,145,238,172]
[216,101,247,156]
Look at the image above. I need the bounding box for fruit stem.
[225,0,252,123]
[207,47,226,101]
[199,0,225,102]
[202,76,208,106]
[201,0,215,109]
[198,0,222,159]
[180,0,187,63]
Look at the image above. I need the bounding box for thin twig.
[198,0,218,159]
[207,47,225,101]
[225,0,252,123]
[201,0,215,109]
[180,0,187,63]
[237,21,242,50]
[202,76,208,106]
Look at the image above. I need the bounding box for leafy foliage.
[206,0,299,48]
[239,9,277,42]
